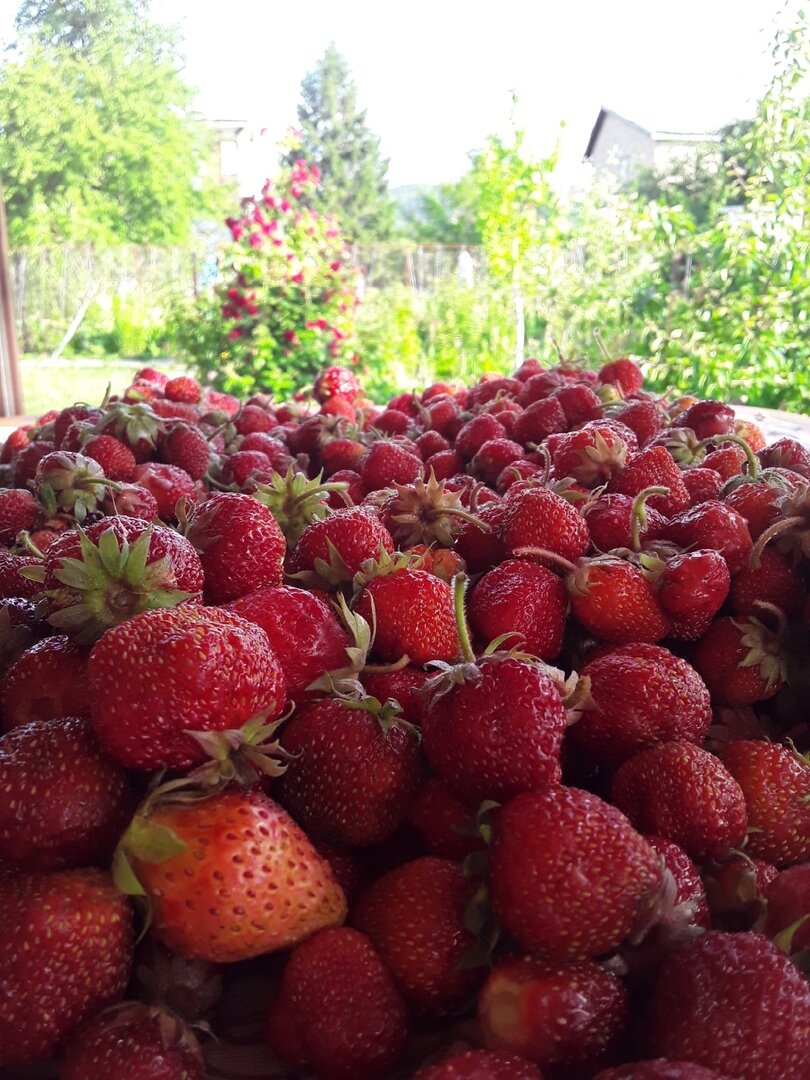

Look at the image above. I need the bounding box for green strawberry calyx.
[254,466,350,546]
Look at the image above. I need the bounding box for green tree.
[399,176,482,244]
[289,43,394,241]
[0,0,220,246]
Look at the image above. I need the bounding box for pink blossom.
[330,260,341,272]
[228,328,242,340]
[249,232,263,249]
[291,271,304,284]
[225,217,243,241]
[280,200,291,213]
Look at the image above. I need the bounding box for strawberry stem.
[452,573,476,663]
[749,515,805,570]
[705,433,760,480]
[593,327,612,362]
[629,486,670,552]
[511,546,578,574]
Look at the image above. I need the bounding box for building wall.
[588,114,654,180]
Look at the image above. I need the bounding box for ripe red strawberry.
[656,549,730,640]
[691,615,786,706]
[512,396,568,447]
[489,787,663,960]
[0,597,44,676]
[661,500,753,573]
[226,584,349,698]
[88,605,286,770]
[453,497,508,572]
[277,691,422,847]
[102,481,159,520]
[597,355,643,395]
[682,465,724,504]
[568,555,671,644]
[361,665,432,727]
[234,402,278,434]
[646,931,810,1079]
[455,413,507,459]
[132,462,197,521]
[550,382,602,426]
[1,634,91,730]
[0,550,43,598]
[373,407,411,436]
[82,433,137,481]
[759,436,810,478]
[42,515,204,642]
[763,863,810,953]
[645,835,710,928]
[407,777,483,860]
[355,566,461,665]
[479,955,628,1071]
[267,927,408,1079]
[470,437,524,485]
[414,1049,542,1079]
[159,423,211,480]
[34,449,116,523]
[720,741,810,866]
[184,491,285,604]
[573,644,712,768]
[728,545,806,616]
[502,486,590,565]
[118,787,346,962]
[0,487,38,544]
[289,507,395,590]
[595,1062,736,1079]
[468,559,567,660]
[219,448,272,489]
[551,420,637,488]
[353,856,484,1015]
[13,438,56,487]
[519,368,565,404]
[0,715,133,871]
[583,492,667,552]
[671,399,735,440]
[314,365,361,403]
[164,375,202,404]
[611,742,748,861]
[702,443,746,480]
[613,398,666,446]
[0,868,133,1065]
[96,401,164,460]
[360,440,423,492]
[724,475,786,538]
[422,654,567,805]
[469,374,522,406]
[608,445,691,517]
[60,1002,205,1080]
[704,853,777,931]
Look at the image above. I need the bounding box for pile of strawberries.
[0,356,807,1080]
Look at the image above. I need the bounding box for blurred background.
[0,0,807,413]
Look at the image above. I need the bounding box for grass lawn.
[20,356,189,417]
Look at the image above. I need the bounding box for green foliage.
[399,176,482,244]
[288,44,394,242]
[0,0,222,246]
[170,161,360,399]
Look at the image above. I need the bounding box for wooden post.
[0,186,24,416]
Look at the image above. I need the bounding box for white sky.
[0,0,793,187]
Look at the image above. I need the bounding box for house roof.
[584,107,720,159]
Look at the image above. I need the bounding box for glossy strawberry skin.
[595,1061,733,1079]
[0,715,133,872]
[267,927,409,1080]
[763,864,810,952]
[728,545,806,616]
[1,634,91,731]
[646,931,810,1079]
[657,549,730,640]
[289,507,395,589]
[720,741,810,866]
[468,559,568,660]
[355,569,461,665]
[569,558,671,644]
[225,584,349,698]
[422,656,567,805]
[132,462,197,521]
[277,697,422,847]
[479,955,628,1069]
[159,423,211,480]
[489,787,662,961]
[572,644,712,768]
[608,445,691,518]
[407,777,483,860]
[414,1049,542,1079]
[611,742,748,862]
[583,492,666,552]
[691,616,783,707]
[0,487,38,544]
[360,441,423,491]
[501,487,590,564]
[352,856,484,1015]
[127,789,347,963]
[660,501,753,574]
[88,606,286,771]
[645,835,710,928]
[0,868,133,1065]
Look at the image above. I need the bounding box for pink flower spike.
[249,232,263,249]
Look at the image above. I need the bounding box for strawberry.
[646,931,810,1079]
[671,399,735,440]
[373,407,411,436]
[0,424,30,464]
[758,437,810,478]
[468,559,568,660]
[414,1049,542,1079]
[60,1002,205,1080]
[724,474,787,538]
[117,788,346,962]
[234,402,279,434]
[1,634,91,731]
[277,690,422,847]
[453,498,508,572]
[378,473,490,548]
[159,423,211,480]
[134,366,170,388]
[41,516,203,642]
[661,500,753,574]
[512,396,568,447]
[583,492,667,552]
[728,545,806,616]
[572,644,712,768]
[422,654,567,805]
[362,665,433,726]
[611,742,748,861]
[704,853,777,931]
[101,481,159,520]
[415,429,451,459]
[226,584,350,698]
[479,956,627,1071]
[455,414,507,459]
[289,506,395,590]
[519,369,565,404]
[352,856,485,1014]
[0,868,133,1065]
[551,420,637,487]
[612,398,666,446]
[355,565,461,665]
[469,374,522,406]
[360,440,423,491]
[595,1062,734,1079]
[164,375,203,404]
[763,863,810,953]
[88,605,286,771]
[0,487,38,544]
[656,549,730,640]
[184,491,285,604]
[470,437,524,485]
[132,462,197,521]
[550,382,602,426]
[0,715,133,872]
[0,550,43,598]
[83,433,137,481]
[267,927,409,1079]
[608,445,691,517]
[95,401,164,460]
[701,443,747,480]
[720,741,810,866]
[314,365,361,403]
[0,597,44,675]
[34,450,117,523]
[219,448,273,489]
[597,355,643,395]
[645,835,710,928]
[568,555,671,644]
[489,787,663,960]
[407,777,483,859]
[501,486,590,565]
[682,465,724,504]
[13,438,56,486]
[691,615,787,706]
